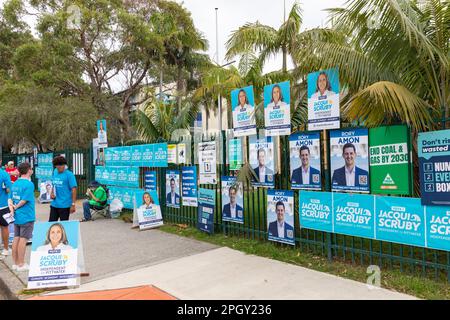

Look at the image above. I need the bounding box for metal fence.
[160,133,450,283]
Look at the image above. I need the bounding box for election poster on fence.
[144,170,157,192]
[166,170,181,208]
[249,136,275,188]
[38,180,53,203]
[375,196,425,248]
[167,144,177,164]
[136,190,163,230]
[369,125,412,195]
[231,86,257,137]
[264,81,291,136]
[330,128,370,193]
[182,166,198,207]
[198,188,216,234]
[289,133,321,190]
[228,138,243,171]
[299,191,333,233]
[198,141,217,185]
[418,129,450,206]
[333,192,374,239]
[28,221,82,289]
[221,176,244,224]
[267,190,295,245]
[307,68,340,131]
[97,119,108,148]
[425,205,450,252]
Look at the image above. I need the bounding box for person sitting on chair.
[81,181,107,222]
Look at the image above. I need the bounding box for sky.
[180,0,346,72]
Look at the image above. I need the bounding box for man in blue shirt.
[50,156,78,221]
[8,162,35,272]
[0,159,13,257]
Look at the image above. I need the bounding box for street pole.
[215,8,222,133]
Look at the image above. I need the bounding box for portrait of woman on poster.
[236,89,254,112]
[37,223,73,252]
[310,72,337,100]
[266,84,289,113]
[140,192,155,209]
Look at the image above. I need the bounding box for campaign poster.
[330,128,370,193]
[418,129,450,206]
[127,167,140,188]
[168,144,177,164]
[198,142,217,185]
[153,143,168,167]
[375,196,425,248]
[333,193,375,239]
[267,190,295,245]
[299,191,333,233]
[28,221,81,289]
[307,68,340,131]
[97,119,108,148]
[369,125,412,195]
[137,190,163,230]
[182,166,198,207]
[264,81,291,136]
[231,86,257,137]
[198,188,216,234]
[249,136,275,188]
[228,138,243,171]
[38,180,53,203]
[144,170,157,192]
[131,145,143,166]
[221,176,244,224]
[426,205,450,252]
[178,143,187,164]
[289,133,321,190]
[166,170,181,208]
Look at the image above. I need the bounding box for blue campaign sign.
[182,166,198,207]
[119,146,132,166]
[264,81,291,136]
[198,188,216,234]
[141,144,154,167]
[330,128,370,193]
[95,167,104,184]
[333,193,375,239]
[131,145,143,166]
[375,196,425,248]
[153,143,168,167]
[267,190,295,245]
[418,129,450,206]
[231,85,257,137]
[299,191,333,232]
[111,147,121,166]
[127,167,140,188]
[289,132,322,190]
[425,205,450,252]
[31,221,79,251]
[144,170,157,192]
[37,153,53,167]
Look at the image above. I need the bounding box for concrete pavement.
[0,201,417,300]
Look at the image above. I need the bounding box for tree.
[290,0,448,131]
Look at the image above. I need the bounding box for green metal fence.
[160,133,450,283]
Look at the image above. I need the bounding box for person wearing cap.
[5,161,19,183]
[49,156,78,221]
[81,181,107,222]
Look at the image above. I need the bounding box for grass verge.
[157,223,450,300]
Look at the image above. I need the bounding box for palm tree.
[133,97,199,143]
[290,0,448,131]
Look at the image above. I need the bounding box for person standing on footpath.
[50,156,77,221]
[8,162,35,272]
[0,159,13,257]
[5,161,19,183]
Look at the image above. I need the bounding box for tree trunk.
[282,45,287,73]
[177,65,184,112]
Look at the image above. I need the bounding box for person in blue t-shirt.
[50,156,78,222]
[0,159,13,257]
[8,162,35,272]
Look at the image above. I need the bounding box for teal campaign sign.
[95,166,140,188]
[425,205,450,252]
[299,191,333,232]
[104,144,168,167]
[107,186,145,210]
[375,196,425,248]
[198,188,216,234]
[333,193,374,239]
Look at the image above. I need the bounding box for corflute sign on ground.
[369,125,412,195]
[418,129,450,206]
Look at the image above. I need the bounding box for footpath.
[0,201,417,300]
